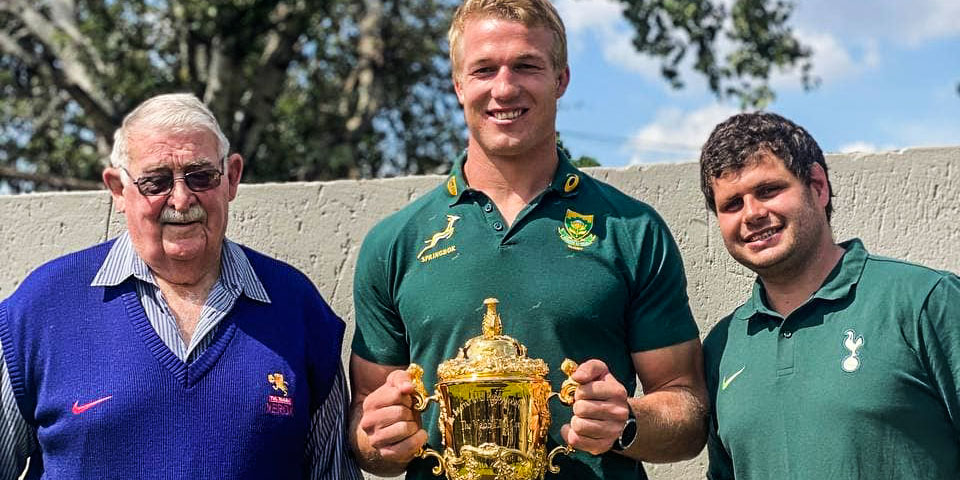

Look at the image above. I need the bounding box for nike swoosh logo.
[721,366,746,391]
[72,396,113,414]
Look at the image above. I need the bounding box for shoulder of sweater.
[11,240,116,297]
[235,244,320,297]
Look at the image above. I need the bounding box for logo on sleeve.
[417,214,461,263]
[266,372,294,416]
[841,330,864,372]
[720,366,745,391]
[558,209,597,250]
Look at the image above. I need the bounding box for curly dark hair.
[699,111,833,221]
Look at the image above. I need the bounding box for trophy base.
[443,443,546,480]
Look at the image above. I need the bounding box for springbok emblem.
[417,215,461,260]
[841,330,864,372]
[268,373,289,396]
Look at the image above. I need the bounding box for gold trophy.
[407,298,579,480]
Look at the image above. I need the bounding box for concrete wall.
[1,147,958,479]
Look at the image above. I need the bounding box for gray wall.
[1,147,958,479]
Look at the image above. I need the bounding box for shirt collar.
[733,238,868,321]
[91,231,271,304]
[445,147,584,206]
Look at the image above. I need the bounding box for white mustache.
[160,205,207,224]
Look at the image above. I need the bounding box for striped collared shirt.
[0,234,361,479]
[90,232,271,362]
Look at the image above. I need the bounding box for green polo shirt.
[353,151,698,480]
[704,239,960,479]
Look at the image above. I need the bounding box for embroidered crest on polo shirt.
[841,329,864,372]
[417,214,461,263]
[267,372,294,416]
[558,209,597,250]
[447,175,458,196]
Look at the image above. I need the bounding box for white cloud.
[837,142,878,154]
[555,0,666,81]
[791,0,960,47]
[558,0,958,100]
[627,104,739,164]
[555,0,623,33]
[770,29,879,90]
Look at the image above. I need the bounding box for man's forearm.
[620,385,708,463]
[348,403,411,477]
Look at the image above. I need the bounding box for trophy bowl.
[408,298,579,480]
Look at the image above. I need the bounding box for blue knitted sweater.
[0,241,345,479]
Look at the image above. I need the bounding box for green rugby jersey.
[353,150,698,480]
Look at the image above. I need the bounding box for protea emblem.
[558,209,597,250]
[841,330,864,373]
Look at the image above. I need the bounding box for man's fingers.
[363,374,416,411]
[572,398,630,423]
[569,414,622,440]
[377,429,428,464]
[571,359,611,383]
[385,369,416,393]
[561,423,615,456]
[367,417,423,449]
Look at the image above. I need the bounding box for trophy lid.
[436,298,549,381]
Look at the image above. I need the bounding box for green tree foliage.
[0,0,813,192]
[0,0,463,192]
[618,0,816,108]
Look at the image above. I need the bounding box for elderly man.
[699,112,960,479]
[349,1,708,479]
[0,93,361,479]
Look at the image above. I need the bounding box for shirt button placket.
[777,327,795,376]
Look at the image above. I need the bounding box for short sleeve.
[917,273,960,436]
[351,231,410,366]
[625,213,699,352]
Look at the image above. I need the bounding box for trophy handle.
[550,358,579,406]
[406,363,440,411]
[416,447,447,476]
[546,358,579,472]
[547,444,574,474]
[406,364,446,476]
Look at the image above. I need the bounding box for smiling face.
[104,128,242,284]
[711,153,832,280]
[453,17,569,160]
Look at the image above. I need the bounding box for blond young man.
[349,1,708,479]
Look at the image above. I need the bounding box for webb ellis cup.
[407,298,580,480]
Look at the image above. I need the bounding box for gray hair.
[109,93,230,169]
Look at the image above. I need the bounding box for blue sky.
[553,0,960,166]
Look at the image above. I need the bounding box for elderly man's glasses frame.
[122,157,225,196]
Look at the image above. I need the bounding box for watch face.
[616,417,638,451]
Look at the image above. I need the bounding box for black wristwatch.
[612,409,638,452]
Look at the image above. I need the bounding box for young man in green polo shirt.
[699,112,960,479]
[347,1,708,479]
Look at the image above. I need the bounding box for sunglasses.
[123,158,224,196]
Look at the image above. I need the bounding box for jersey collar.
[446,147,584,206]
[733,238,868,321]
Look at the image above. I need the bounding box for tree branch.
[0,166,104,191]
[10,0,118,135]
[338,0,384,133]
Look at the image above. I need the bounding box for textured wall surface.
[1,147,958,479]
